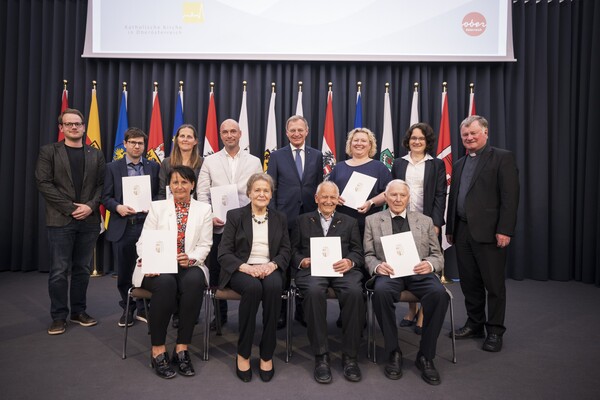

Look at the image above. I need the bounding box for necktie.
[295,148,303,179]
[129,162,142,176]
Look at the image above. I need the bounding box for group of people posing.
[36,109,519,385]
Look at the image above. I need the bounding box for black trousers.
[142,267,206,346]
[295,268,365,358]
[455,219,507,335]
[372,274,449,360]
[112,222,144,311]
[228,269,282,360]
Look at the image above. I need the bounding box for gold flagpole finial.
[210,82,215,93]
[385,82,390,93]
[242,81,247,91]
[179,81,184,91]
[122,82,127,91]
[469,82,475,93]
[442,81,447,92]
[298,81,303,92]
[63,80,68,90]
[92,80,97,90]
[153,82,158,92]
[271,82,276,93]
[357,81,362,93]
[328,81,333,92]
[413,82,419,92]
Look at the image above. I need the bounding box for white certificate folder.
[122,175,152,212]
[310,237,343,277]
[141,230,178,275]
[380,232,421,278]
[210,184,240,222]
[340,171,377,210]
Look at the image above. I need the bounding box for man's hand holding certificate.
[122,175,152,212]
[310,237,343,277]
[380,231,421,278]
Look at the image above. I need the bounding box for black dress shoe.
[151,352,176,379]
[171,350,195,376]
[259,360,275,382]
[482,333,503,352]
[384,350,403,380]
[414,325,423,335]
[236,357,252,382]
[342,354,361,382]
[415,353,441,385]
[451,325,485,339]
[314,353,332,384]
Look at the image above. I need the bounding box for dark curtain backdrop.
[0,0,598,285]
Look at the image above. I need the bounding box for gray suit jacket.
[363,210,443,277]
[196,148,262,233]
[35,141,105,227]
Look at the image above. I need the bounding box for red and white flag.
[147,85,165,163]
[322,87,336,178]
[57,85,68,141]
[436,86,452,249]
[203,89,219,157]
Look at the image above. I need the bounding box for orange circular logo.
[462,12,487,36]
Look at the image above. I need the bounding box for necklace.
[252,210,269,224]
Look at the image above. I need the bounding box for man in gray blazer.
[197,119,262,328]
[35,108,105,335]
[364,179,449,385]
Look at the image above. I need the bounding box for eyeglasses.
[127,141,145,147]
[410,137,426,142]
[62,122,83,128]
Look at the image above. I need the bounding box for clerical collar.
[468,144,488,157]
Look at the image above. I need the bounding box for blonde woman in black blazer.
[218,173,290,383]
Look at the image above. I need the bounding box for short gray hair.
[460,115,488,131]
[315,181,339,196]
[246,173,274,196]
[385,179,411,194]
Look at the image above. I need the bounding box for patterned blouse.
[174,201,190,255]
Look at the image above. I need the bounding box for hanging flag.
[203,86,219,157]
[112,86,128,160]
[147,83,165,163]
[296,81,304,117]
[468,83,476,116]
[57,81,69,141]
[354,84,363,128]
[238,81,250,152]
[86,82,101,150]
[380,84,394,171]
[322,85,336,178]
[170,81,184,155]
[436,83,452,249]
[410,82,419,126]
[263,84,277,171]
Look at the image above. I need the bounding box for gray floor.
[0,272,598,400]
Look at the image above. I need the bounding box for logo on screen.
[183,2,205,23]
[462,12,487,37]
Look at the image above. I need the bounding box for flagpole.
[63,79,68,91]
[89,79,103,277]
[439,81,453,285]
[469,82,474,93]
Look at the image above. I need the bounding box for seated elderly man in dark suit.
[364,179,449,386]
[291,181,365,384]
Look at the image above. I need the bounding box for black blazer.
[267,144,323,230]
[217,204,291,288]
[391,156,447,228]
[102,157,160,242]
[35,141,105,227]
[291,211,364,279]
[446,146,520,243]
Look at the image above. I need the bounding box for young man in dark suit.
[102,127,160,327]
[36,108,106,335]
[446,115,519,353]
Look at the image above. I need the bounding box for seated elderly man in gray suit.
[364,179,449,386]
